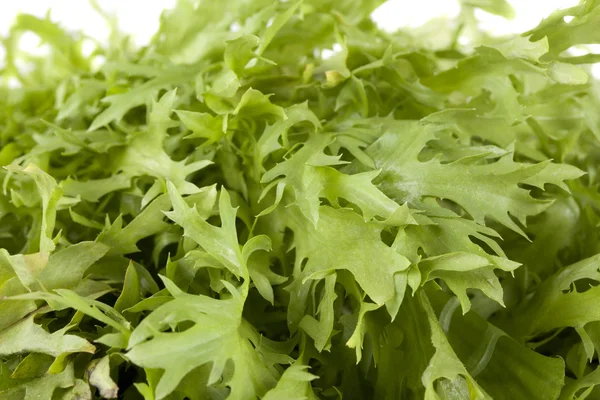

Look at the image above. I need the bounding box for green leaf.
[114,261,142,313]
[126,276,281,400]
[366,121,577,237]
[261,134,345,224]
[62,174,131,202]
[560,367,600,400]
[254,102,321,174]
[98,186,216,255]
[298,272,338,351]
[419,291,491,399]
[526,0,600,60]
[419,252,519,313]
[59,379,92,400]
[494,36,549,63]
[319,167,415,223]
[8,289,131,335]
[428,289,565,400]
[86,356,118,399]
[496,254,600,340]
[547,61,589,85]
[165,182,247,278]
[0,313,95,358]
[35,241,109,290]
[114,90,212,194]
[225,35,260,76]
[262,363,318,400]
[234,88,286,120]
[3,0,600,397]
[176,110,225,144]
[6,163,63,253]
[0,360,76,400]
[346,300,381,362]
[285,205,411,329]
[460,0,516,19]
[89,65,202,130]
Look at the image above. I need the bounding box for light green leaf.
[127,276,280,400]
[419,252,519,313]
[429,289,565,400]
[0,314,95,358]
[0,360,76,400]
[547,61,589,85]
[419,291,491,399]
[225,35,259,76]
[87,356,118,399]
[496,254,600,340]
[165,182,246,278]
[285,205,411,331]
[262,363,318,400]
[366,121,576,237]
[6,163,62,253]
[35,241,109,290]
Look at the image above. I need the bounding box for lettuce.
[1,0,600,399]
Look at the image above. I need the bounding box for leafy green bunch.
[2,0,600,398]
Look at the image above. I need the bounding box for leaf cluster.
[2,0,600,399]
